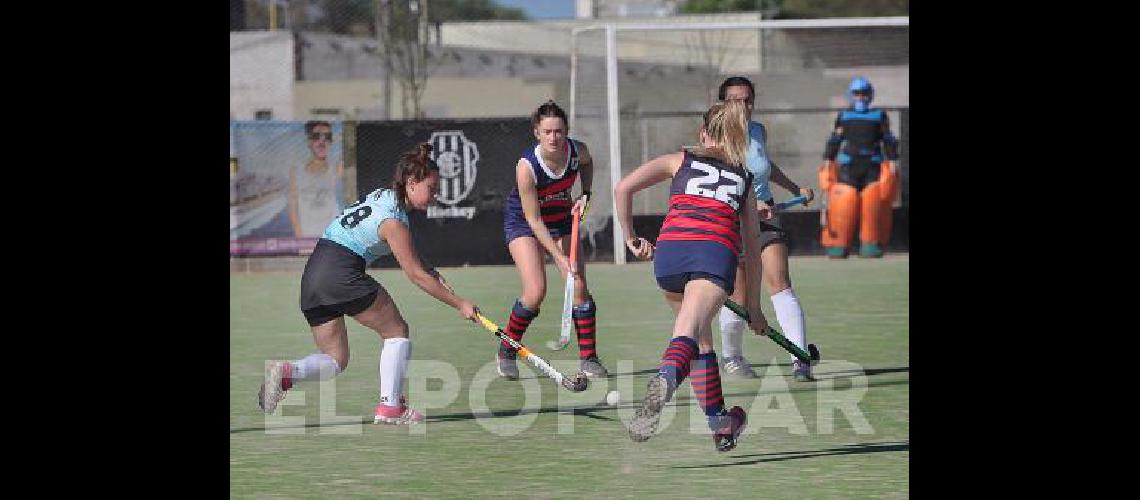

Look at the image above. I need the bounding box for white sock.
[378,337,412,408]
[771,288,806,362]
[291,353,341,381]
[718,306,747,359]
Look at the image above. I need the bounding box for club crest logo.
[430,130,480,206]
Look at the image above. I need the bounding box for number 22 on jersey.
[684,161,745,210]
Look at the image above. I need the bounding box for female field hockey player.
[258,143,479,425]
[614,99,765,452]
[716,76,816,381]
[496,100,608,380]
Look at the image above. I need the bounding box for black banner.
[355,118,534,267]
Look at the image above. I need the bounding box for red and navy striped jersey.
[505,139,580,227]
[657,150,754,255]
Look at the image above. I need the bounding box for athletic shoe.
[859,243,884,258]
[373,402,425,425]
[792,360,815,382]
[580,356,609,378]
[722,356,758,378]
[257,361,292,414]
[711,406,748,452]
[628,374,676,443]
[496,346,519,380]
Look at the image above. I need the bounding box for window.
[254,109,273,120]
[311,108,342,119]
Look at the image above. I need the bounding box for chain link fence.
[231,5,909,260]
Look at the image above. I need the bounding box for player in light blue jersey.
[258,142,479,425]
[716,77,817,382]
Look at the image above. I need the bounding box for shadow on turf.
[525,365,909,381]
[229,418,371,434]
[670,440,909,469]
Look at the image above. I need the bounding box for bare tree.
[685,30,736,104]
[679,29,752,104]
[377,0,431,119]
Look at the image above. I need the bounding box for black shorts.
[299,239,382,326]
[743,199,788,252]
[838,158,881,191]
[755,201,789,250]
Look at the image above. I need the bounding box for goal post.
[570,16,909,264]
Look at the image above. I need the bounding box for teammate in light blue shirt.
[716,77,817,382]
[258,142,479,427]
[322,188,409,264]
[745,121,774,203]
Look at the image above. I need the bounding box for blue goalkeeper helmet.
[847,77,874,112]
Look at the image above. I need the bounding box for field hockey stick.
[723,299,820,365]
[549,206,582,351]
[578,191,591,221]
[774,194,809,211]
[437,274,584,389]
[475,312,589,392]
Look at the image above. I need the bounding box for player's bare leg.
[258,317,348,414]
[561,234,607,377]
[760,242,812,381]
[499,237,547,379]
[720,263,758,378]
[630,280,734,444]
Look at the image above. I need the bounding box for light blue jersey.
[745,121,774,202]
[322,188,409,264]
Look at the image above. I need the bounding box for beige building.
[232,15,908,217]
[232,13,907,122]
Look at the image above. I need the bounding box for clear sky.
[495,0,577,20]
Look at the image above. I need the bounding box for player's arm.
[739,193,769,333]
[823,114,844,161]
[380,218,476,319]
[288,167,302,236]
[517,159,570,267]
[820,115,844,193]
[614,151,683,259]
[768,163,814,205]
[880,112,900,162]
[572,139,594,215]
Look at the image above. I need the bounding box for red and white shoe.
[257,361,293,414]
[373,397,425,425]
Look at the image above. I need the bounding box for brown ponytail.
[391,142,439,208]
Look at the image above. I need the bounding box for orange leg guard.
[858,181,894,257]
[821,183,859,258]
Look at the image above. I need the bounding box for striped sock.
[690,352,725,417]
[573,298,598,360]
[658,336,698,387]
[502,299,538,353]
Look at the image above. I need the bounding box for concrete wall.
[230,31,294,120]
[293,78,557,121]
